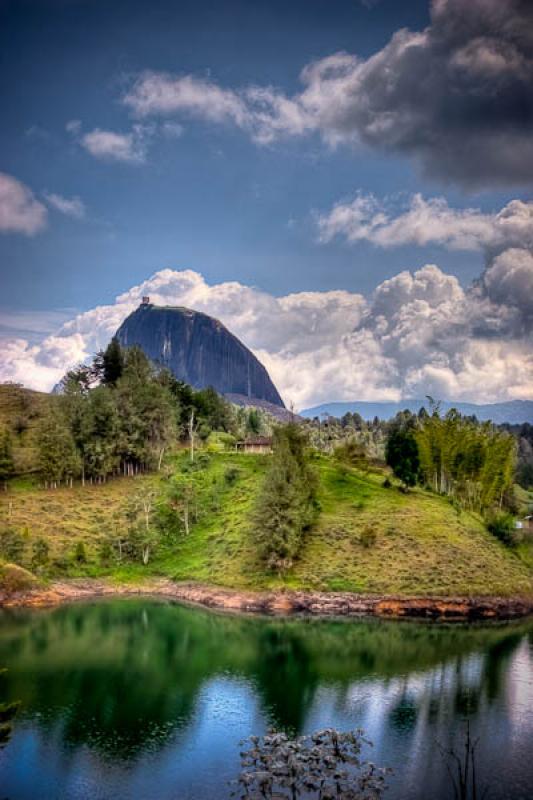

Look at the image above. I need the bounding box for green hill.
[1,450,531,598]
[0,384,55,474]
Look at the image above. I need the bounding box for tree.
[246,408,261,435]
[167,475,198,535]
[194,386,234,433]
[0,428,15,489]
[385,414,420,489]
[415,405,517,512]
[250,423,317,573]
[123,486,159,564]
[100,337,124,386]
[80,386,119,481]
[188,409,198,463]
[37,413,80,488]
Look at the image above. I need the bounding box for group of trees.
[35,339,253,488]
[386,404,517,513]
[306,412,386,462]
[500,422,533,490]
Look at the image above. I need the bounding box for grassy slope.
[0,384,54,473]
[1,451,532,597]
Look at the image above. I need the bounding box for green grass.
[1,448,532,598]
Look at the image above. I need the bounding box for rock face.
[116,303,285,407]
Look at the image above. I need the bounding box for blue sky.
[1,0,532,406]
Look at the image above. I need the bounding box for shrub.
[382,477,392,488]
[0,528,25,565]
[98,538,114,566]
[486,513,517,546]
[224,466,241,485]
[334,440,369,470]
[206,431,236,452]
[51,549,71,573]
[74,541,87,564]
[31,537,50,570]
[360,525,377,548]
[0,563,38,595]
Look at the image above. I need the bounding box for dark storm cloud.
[125,0,533,189]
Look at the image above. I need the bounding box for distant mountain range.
[300,399,533,425]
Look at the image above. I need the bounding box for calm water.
[0,600,532,800]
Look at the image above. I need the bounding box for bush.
[224,466,241,485]
[206,431,236,452]
[98,538,114,566]
[382,477,392,488]
[486,513,516,546]
[51,548,71,573]
[31,537,50,570]
[0,563,38,596]
[360,524,377,548]
[334,440,369,470]
[74,541,87,564]
[0,528,25,565]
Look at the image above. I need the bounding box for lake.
[0,599,532,800]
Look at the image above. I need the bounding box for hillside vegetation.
[2,451,531,597]
[0,384,54,473]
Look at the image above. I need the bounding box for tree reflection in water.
[0,600,531,800]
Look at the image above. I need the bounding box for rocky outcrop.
[116,303,285,407]
[3,579,533,621]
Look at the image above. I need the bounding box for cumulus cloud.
[1,257,532,408]
[317,193,533,339]
[317,195,533,252]
[43,192,85,219]
[122,0,533,187]
[481,248,533,319]
[0,172,47,235]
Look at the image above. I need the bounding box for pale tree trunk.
[188,410,196,463]
[183,498,190,536]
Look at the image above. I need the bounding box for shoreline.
[1,578,533,620]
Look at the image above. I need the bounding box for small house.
[236,436,273,454]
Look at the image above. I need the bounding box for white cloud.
[43,192,85,219]
[317,195,533,252]
[121,0,533,187]
[123,71,308,145]
[0,172,47,236]
[1,259,532,408]
[482,248,533,317]
[0,309,79,343]
[80,126,149,163]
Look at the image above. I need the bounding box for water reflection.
[0,599,532,799]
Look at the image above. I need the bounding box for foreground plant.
[232,728,390,799]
